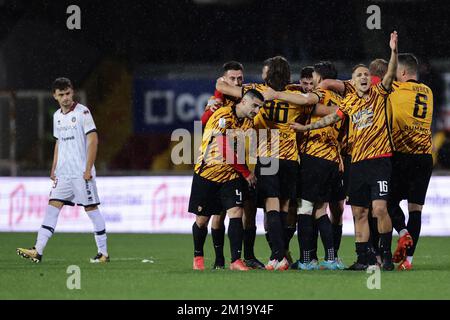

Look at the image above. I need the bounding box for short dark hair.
[313,61,337,80]
[223,61,244,73]
[352,64,368,74]
[263,58,271,68]
[398,53,419,75]
[300,66,314,79]
[369,59,388,78]
[266,56,291,91]
[243,88,264,102]
[52,77,73,92]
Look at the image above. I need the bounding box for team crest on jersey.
[352,107,374,130]
[72,117,76,123]
[197,206,203,213]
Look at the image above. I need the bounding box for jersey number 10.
[263,101,289,123]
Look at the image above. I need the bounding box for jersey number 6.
[413,93,428,119]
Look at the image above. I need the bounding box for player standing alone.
[17,78,109,263]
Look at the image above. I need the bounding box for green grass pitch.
[1,233,450,299]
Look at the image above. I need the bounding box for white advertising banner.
[0,176,449,235]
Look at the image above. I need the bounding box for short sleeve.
[82,108,97,134]
[53,114,58,139]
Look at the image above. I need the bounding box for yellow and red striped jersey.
[301,89,342,162]
[243,83,313,161]
[337,83,393,163]
[194,106,253,183]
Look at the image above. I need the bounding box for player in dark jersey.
[190,89,264,271]
[388,53,433,271]
[290,31,399,271]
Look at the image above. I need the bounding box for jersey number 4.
[413,93,428,119]
[263,101,289,123]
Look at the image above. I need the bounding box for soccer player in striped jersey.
[319,58,389,264]
[285,66,316,264]
[201,61,243,269]
[17,78,109,263]
[388,53,433,270]
[291,31,399,271]
[201,61,265,270]
[268,62,345,270]
[217,56,330,270]
[189,89,263,271]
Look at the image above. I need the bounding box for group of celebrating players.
[189,31,434,272]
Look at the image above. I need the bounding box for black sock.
[406,211,422,256]
[228,218,243,263]
[379,232,393,261]
[280,211,289,251]
[389,204,407,234]
[284,226,296,251]
[211,227,225,265]
[265,232,272,251]
[316,215,335,261]
[297,214,314,263]
[192,222,207,257]
[332,224,343,257]
[369,215,380,256]
[267,211,284,261]
[312,219,319,260]
[243,226,256,260]
[355,242,367,265]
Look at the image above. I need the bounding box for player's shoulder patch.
[218,117,227,128]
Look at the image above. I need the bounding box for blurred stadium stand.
[1,0,450,175]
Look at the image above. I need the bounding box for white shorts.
[49,177,100,207]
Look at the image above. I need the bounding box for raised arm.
[382,31,398,91]
[216,77,242,98]
[290,112,341,132]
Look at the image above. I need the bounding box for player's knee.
[352,207,367,222]
[196,216,210,228]
[85,205,98,212]
[227,207,243,219]
[211,214,224,229]
[48,200,64,209]
[372,205,388,219]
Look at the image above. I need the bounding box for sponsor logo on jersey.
[352,107,374,130]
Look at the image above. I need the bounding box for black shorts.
[188,174,246,216]
[300,154,345,203]
[390,152,433,205]
[347,157,392,208]
[342,154,352,196]
[255,157,298,206]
